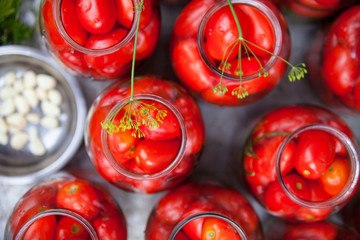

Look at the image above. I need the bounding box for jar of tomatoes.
[145,182,263,240]
[170,0,290,106]
[39,0,160,80]
[264,219,360,240]
[341,190,360,236]
[278,0,357,19]
[85,76,205,193]
[238,104,360,222]
[307,5,360,113]
[4,172,127,240]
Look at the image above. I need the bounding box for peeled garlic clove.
[26,113,40,124]
[23,70,37,88]
[40,116,59,129]
[0,87,16,99]
[23,89,39,108]
[0,99,15,116]
[14,95,30,114]
[41,100,61,116]
[35,87,48,101]
[48,89,62,106]
[4,71,16,86]
[13,79,24,93]
[29,137,46,156]
[6,113,27,130]
[10,132,29,150]
[37,74,56,90]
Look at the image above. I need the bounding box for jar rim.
[51,0,138,55]
[169,212,248,240]
[101,94,188,180]
[13,209,99,240]
[275,124,360,209]
[197,0,284,81]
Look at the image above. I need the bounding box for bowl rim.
[0,45,87,185]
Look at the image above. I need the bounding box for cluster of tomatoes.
[8,177,127,239]
[41,0,160,79]
[145,183,262,240]
[170,0,289,106]
[87,77,205,193]
[242,105,355,222]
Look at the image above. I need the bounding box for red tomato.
[319,157,350,196]
[57,48,91,74]
[115,0,152,29]
[84,28,133,73]
[127,77,176,100]
[173,0,216,38]
[235,4,275,57]
[42,1,68,49]
[263,174,309,216]
[295,130,336,180]
[76,0,117,34]
[173,97,204,155]
[201,217,241,240]
[175,231,190,240]
[23,215,57,240]
[136,8,160,60]
[321,45,358,96]
[56,179,100,220]
[145,216,173,240]
[243,136,296,189]
[282,222,338,240]
[61,0,88,45]
[136,100,181,141]
[204,6,248,61]
[134,139,181,174]
[334,5,360,49]
[89,105,113,148]
[252,105,320,140]
[306,180,332,202]
[180,200,218,240]
[55,217,90,240]
[93,216,127,240]
[324,119,353,156]
[172,38,216,91]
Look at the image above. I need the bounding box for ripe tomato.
[137,101,181,141]
[115,0,152,29]
[295,130,336,180]
[93,216,127,240]
[134,139,181,174]
[334,5,360,49]
[136,9,160,60]
[319,157,350,196]
[145,216,173,240]
[56,179,100,220]
[201,218,241,240]
[127,77,176,100]
[243,136,296,188]
[306,180,331,202]
[180,200,218,240]
[61,0,88,45]
[321,45,358,96]
[175,231,190,240]
[84,28,133,73]
[235,4,275,57]
[315,0,340,7]
[55,217,90,240]
[89,105,113,148]
[252,105,320,140]
[57,48,91,74]
[204,6,248,61]
[23,215,57,240]
[76,0,117,34]
[42,1,68,49]
[172,38,216,91]
[173,0,215,38]
[324,119,353,156]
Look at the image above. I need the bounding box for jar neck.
[169,212,248,240]
[101,94,187,181]
[275,124,360,209]
[52,0,138,55]
[14,209,98,240]
[197,0,284,81]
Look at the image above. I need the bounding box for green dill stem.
[130,0,144,101]
[226,0,242,39]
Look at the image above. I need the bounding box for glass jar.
[39,0,161,80]
[341,189,360,235]
[279,0,357,19]
[145,182,263,239]
[307,5,360,114]
[84,76,205,193]
[4,172,127,239]
[237,104,360,222]
[264,219,360,240]
[170,0,290,106]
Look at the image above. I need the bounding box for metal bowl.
[0,45,86,184]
